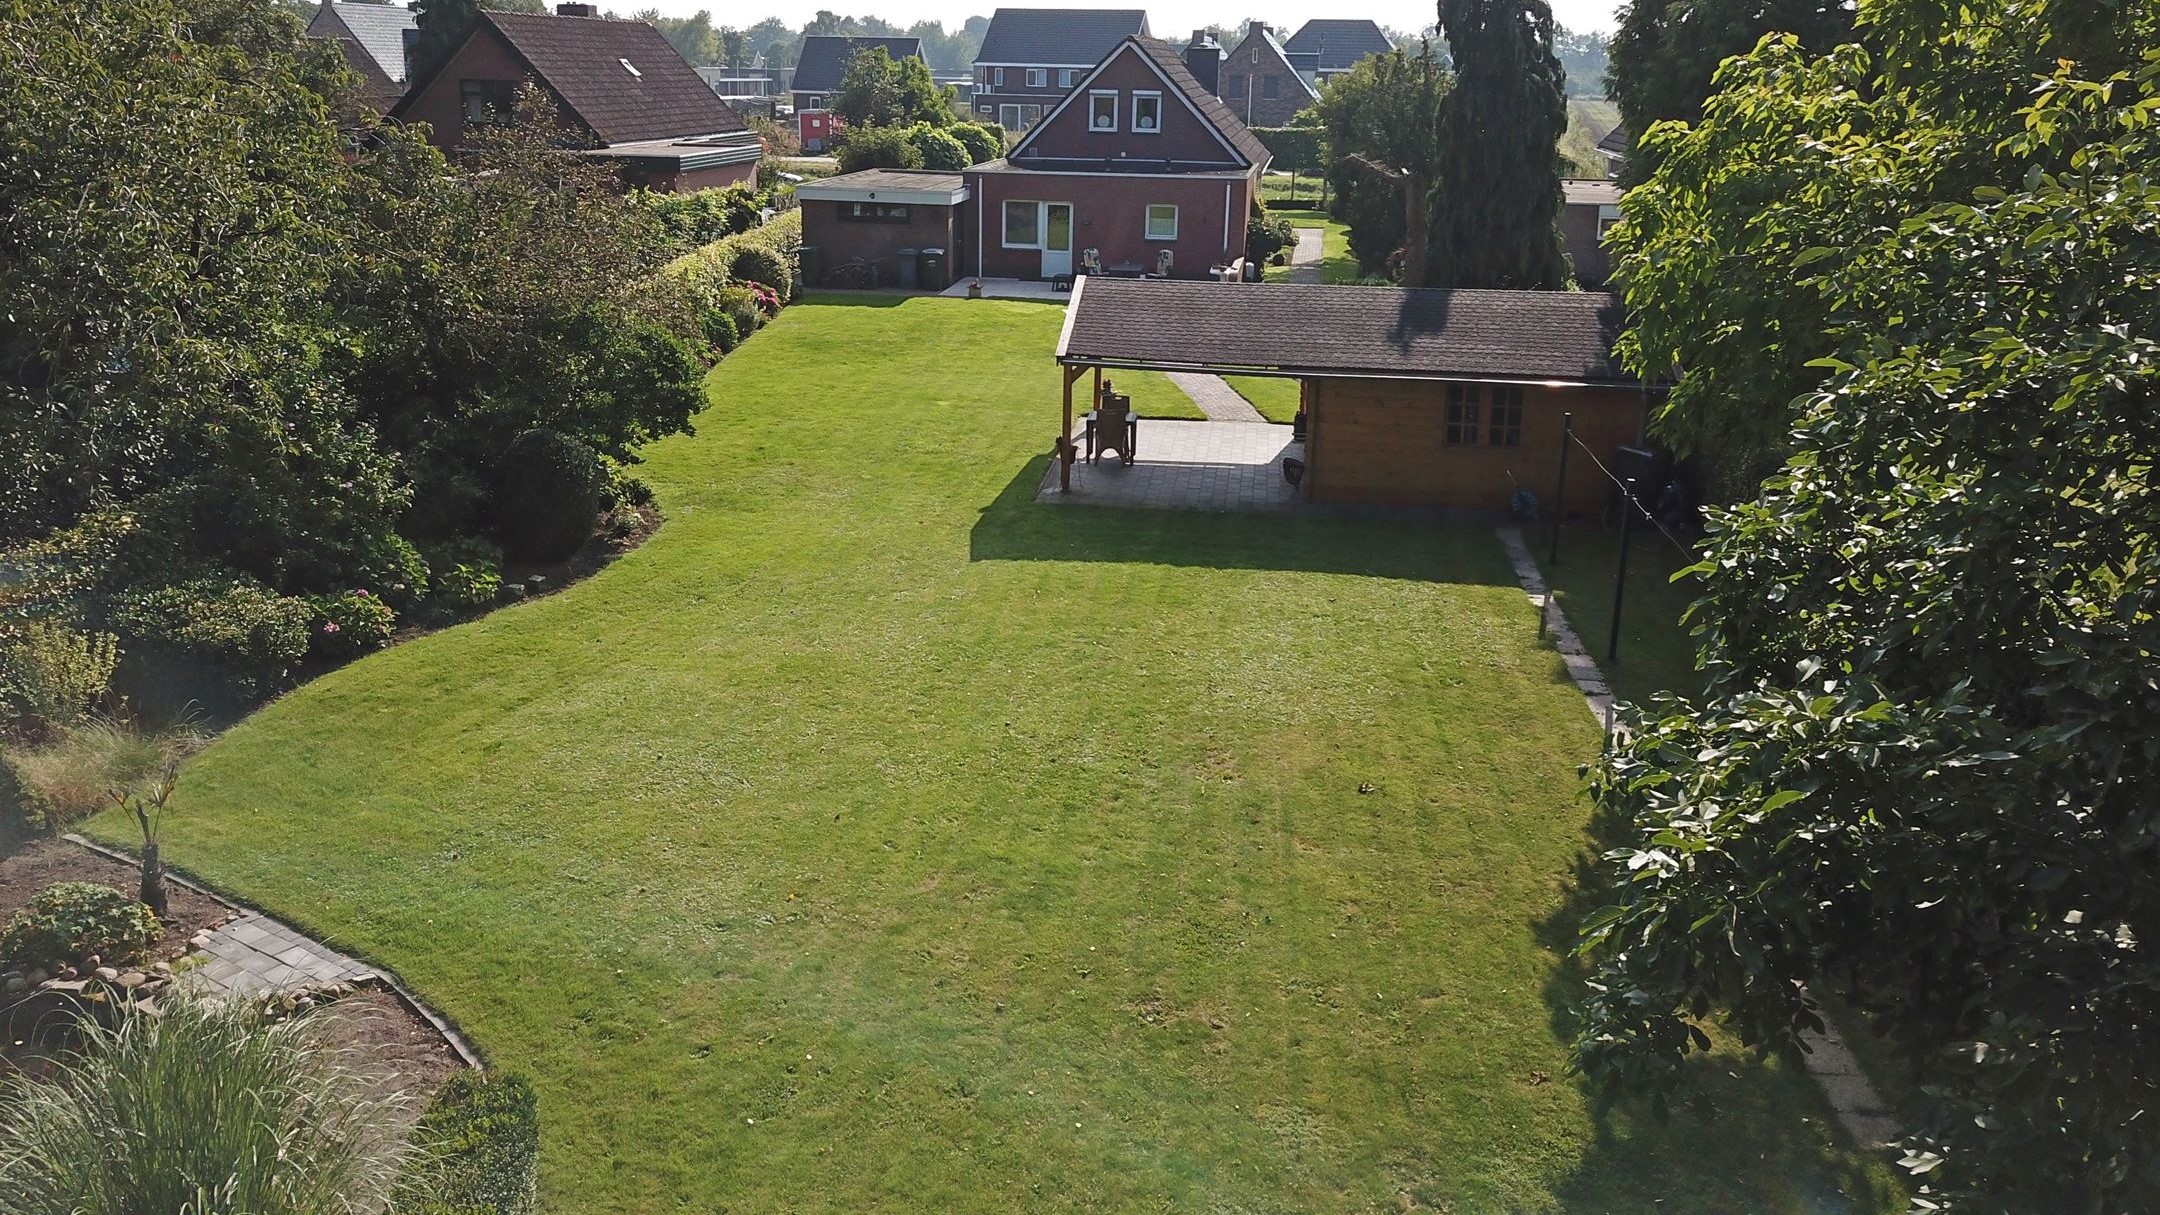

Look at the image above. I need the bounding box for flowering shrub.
[0,881,160,970]
[745,282,782,318]
[107,576,314,699]
[309,590,395,659]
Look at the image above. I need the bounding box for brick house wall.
[1560,202,1616,287]
[800,199,960,288]
[1011,51,1242,168]
[971,64,1090,129]
[399,26,544,149]
[1303,378,1646,516]
[962,169,1254,280]
[1217,26,1316,128]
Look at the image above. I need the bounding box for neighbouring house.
[1178,29,1224,94]
[797,169,969,290]
[390,3,761,192]
[1284,19,1394,83]
[971,8,1151,131]
[1561,178,1624,287]
[788,35,925,114]
[1056,278,1655,515]
[1217,22,1320,127]
[320,30,405,113]
[962,35,1272,283]
[1595,125,1629,174]
[306,0,417,86]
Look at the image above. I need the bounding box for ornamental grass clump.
[0,998,413,1215]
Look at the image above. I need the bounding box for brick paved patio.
[1039,419,1305,512]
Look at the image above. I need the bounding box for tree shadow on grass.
[967,455,1521,585]
[1534,803,1904,1213]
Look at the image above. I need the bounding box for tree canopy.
[1315,47,1451,281]
[1576,2,2160,1208]
[1430,0,1569,289]
[833,45,955,129]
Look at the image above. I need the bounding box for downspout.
[977,183,985,280]
[1222,181,1231,264]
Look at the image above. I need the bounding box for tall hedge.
[667,210,803,301]
[1251,126,1324,174]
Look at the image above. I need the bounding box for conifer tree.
[1430,0,1569,289]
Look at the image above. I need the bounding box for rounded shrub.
[106,575,314,703]
[308,590,396,659]
[0,881,160,970]
[906,124,971,171]
[727,245,791,297]
[835,125,923,172]
[492,430,607,563]
[949,122,1003,165]
[702,307,740,355]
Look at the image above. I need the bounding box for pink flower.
[353,589,370,598]
[323,622,341,634]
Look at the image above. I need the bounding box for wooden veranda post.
[1061,364,1088,492]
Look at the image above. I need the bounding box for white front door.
[1040,203,1073,277]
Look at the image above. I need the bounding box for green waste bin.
[896,248,919,290]
[919,248,948,292]
[799,244,824,288]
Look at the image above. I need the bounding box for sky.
[627,0,1624,39]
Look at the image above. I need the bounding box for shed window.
[1487,387,1523,447]
[841,202,911,223]
[1026,68,1047,87]
[1131,91,1162,134]
[1003,199,1041,247]
[1088,91,1119,132]
[1444,384,1481,446]
[1144,204,1178,240]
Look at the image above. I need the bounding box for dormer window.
[1130,91,1161,134]
[1088,90,1118,132]
[619,58,640,78]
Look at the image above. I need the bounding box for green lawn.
[1264,209,1361,285]
[1223,374,1301,424]
[96,296,1892,1213]
[1539,525,1706,706]
[1259,171,1328,207]
[1561,98,1623,178]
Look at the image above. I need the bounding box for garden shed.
[1056,278,1657,515]
[796,169,970,290]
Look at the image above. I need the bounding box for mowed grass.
[1224,374,1301,423]
[1265,208,1361,285]
[95,296,1893,1213]
[1541,527,1707,706]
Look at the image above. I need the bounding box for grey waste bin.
[799,244,824,288]
[918,248,947,292]
[896,248,919,290]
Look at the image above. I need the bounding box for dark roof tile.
[482,10,745,144]
[309,1,417,82]
[976,8,1150,66]
[1284,19,1394,71]
[791,35,924,94]
[1061,279,1640,385]
[1130,37,1270,167]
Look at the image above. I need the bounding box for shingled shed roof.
[791,35,924,94]
[1284,19,1395,71]
[475,10,745,144]
[1059,279,1641,386]
[976,8,1150,66]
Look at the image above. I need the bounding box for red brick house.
[1217,22,1320,128]
[970,8,1151,131]
[390,4,761,192]
[961,36,1270,282]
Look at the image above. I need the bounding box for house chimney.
[556,2,598,15]
[1184,30,1223,95]
[1247,20,1268,39]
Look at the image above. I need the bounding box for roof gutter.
[1053,353,1661,392]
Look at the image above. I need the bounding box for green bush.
[0,621,119,733]
[714,286,766,341]
[835,125,923,172]
[1247,211,1297,265]
[1,720,176,833]
[702,307,740,354]
[106,575,314,700]
[636,185,760,253]
[905,123,971,170]
[604,466,655,509]
[431,563,502,612]
[397,1070,540,1215]
[727,244,791,296]
[666,210,802,308]
[1251,125,1324,173]
[949,121,1002,166]
[308,590,396,659]
[0,881,160,970]
[492,430,607,563]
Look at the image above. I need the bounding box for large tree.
[832,46,955,130]
[1604,0,1852,181]
[1574,2,2160,1209]
[1430,0,1568,288]
[1315,47,1450,283]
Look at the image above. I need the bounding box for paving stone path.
[1165,370,1265,423]
[1493,529,1899,1151]
[1288,227,1325,285]
[183,912,378,996]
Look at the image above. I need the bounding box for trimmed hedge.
[668,209,803,303]
[397,1070,540,1215]
[1252,126,1324,174]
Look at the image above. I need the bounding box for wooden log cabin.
[1055,277,1659,516]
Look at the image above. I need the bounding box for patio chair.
[1088,392,1136,466]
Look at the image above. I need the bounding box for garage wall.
[1304,377,1647,518]
[799,199,959,289]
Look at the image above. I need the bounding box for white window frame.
[1003,199,1044,249]
[1059,68,1079,87]
[1130,90,1162,134]
[1087,90,1119,132]
[1144,204,1178,241]
[1026,67,1047,88]
[993,66,1005,86]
